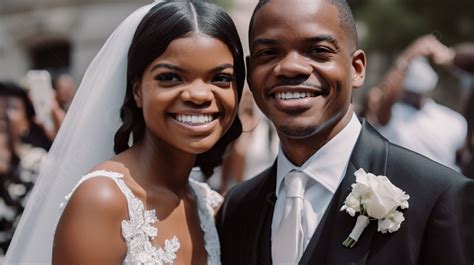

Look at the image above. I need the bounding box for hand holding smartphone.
[24,70,54,131]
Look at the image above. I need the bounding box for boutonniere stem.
[343,215,370,248]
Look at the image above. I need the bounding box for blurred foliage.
[351,0,474,53]
[210,0,232,10]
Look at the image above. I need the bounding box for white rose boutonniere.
[340,168,410,248]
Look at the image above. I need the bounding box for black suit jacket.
[217,120,474,265]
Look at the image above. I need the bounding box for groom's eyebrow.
[305,35,341,50]
[251,35,340,51]
[251,38,279,50]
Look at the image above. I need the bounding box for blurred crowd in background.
[0,72,75,255]
[0,0,473,258]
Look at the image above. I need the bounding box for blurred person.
[452,43,474,75]
[0,81,57,150]
[0,82,48,200]
[365,34,467,171]
[51,73,77,112]
[0,115,23,258]
[449,43,474,178]
[0,81,52,189]
[361,85,383,125]
[0,100,38,258]
[5,1,245,264]
[218,88,277,194]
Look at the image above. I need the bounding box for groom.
[217,0,474,264]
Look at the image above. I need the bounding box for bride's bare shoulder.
[53,160,129,263]
[59,159,132,216]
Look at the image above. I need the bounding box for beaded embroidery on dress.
[60,170,223,265]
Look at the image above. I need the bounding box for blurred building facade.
[0,0,150,81]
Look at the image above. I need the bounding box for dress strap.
[60,170,137,215]
[189,178,223,211]
[189,179,223,264]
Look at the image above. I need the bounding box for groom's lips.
[268,85,324,113]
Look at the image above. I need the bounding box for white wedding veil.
[4,1,159,263]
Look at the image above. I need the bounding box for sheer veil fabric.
[4,2,159,263]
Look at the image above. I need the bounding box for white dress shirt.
[271,112,362,250]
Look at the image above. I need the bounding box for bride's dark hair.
[114,0,245,178]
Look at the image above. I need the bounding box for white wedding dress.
[62,170,223,265]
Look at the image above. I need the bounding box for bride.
[4,0,245,264]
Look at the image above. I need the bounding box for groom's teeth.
[175,114,214,125]
[275,92,315,100]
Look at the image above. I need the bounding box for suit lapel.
[300,120,389,265]
[248,161,277,265]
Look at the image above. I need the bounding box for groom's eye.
[255,48,277,58]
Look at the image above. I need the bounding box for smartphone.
[24,70,54,131]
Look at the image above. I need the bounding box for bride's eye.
[155,72,182,83]
[212,73,234,88]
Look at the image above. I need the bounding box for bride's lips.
[172,113,218,125]
[169,112,221,134]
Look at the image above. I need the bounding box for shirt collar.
[276,112,362,196]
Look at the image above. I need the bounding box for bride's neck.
[128,137,196,196]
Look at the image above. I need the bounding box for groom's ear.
[132,81,143,108]
[245,55,253,92]
[351,49,367,89]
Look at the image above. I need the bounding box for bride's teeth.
[175,114,214,125]
[275,92,316,100]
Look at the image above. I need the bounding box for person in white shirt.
[370,49,467,171]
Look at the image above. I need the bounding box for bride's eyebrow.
[150,63,187,73]
[212,64,234,72]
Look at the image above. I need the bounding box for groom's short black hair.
[248,0,359,48]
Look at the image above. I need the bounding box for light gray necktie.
[272,170,308,265]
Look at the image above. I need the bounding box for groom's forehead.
[252,0,345,12]
[248,0,358,48]
[249,0,331,37]
[249,0,332,38]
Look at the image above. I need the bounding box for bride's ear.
[132,81,143,108]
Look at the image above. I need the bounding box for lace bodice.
[62,170,223,264]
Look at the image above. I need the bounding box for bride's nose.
[180,81,214,105]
